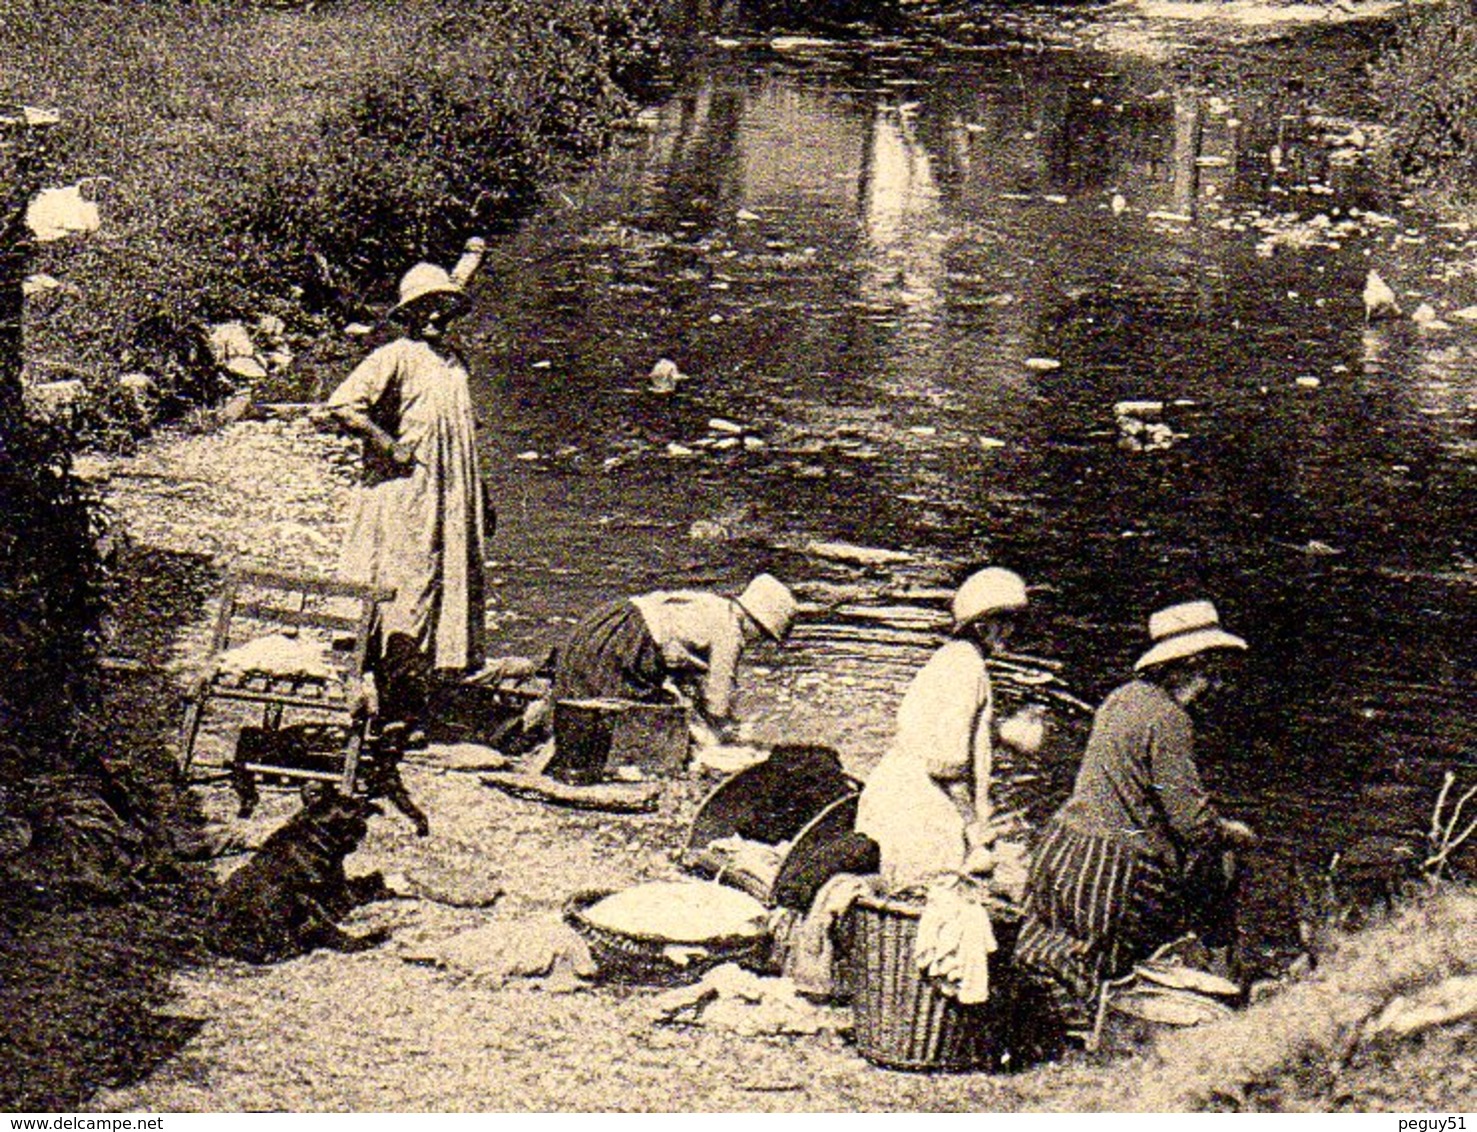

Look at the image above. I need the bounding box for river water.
[468,13,1476,951]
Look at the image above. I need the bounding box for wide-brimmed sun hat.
[389,262,469,323]
[952,567,1029,630]
[734,573,797,642]
[1134,599,1248,671]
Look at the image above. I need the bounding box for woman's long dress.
[856,638,994,891]
[328,337,486,674]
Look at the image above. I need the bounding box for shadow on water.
[464,18,1476,949]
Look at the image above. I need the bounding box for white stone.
[25,185,100,242]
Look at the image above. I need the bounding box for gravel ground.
[80,417,1062,1111]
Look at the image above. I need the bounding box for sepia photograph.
[1,0,1473,1114]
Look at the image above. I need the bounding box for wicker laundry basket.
[846,891,1018,1072]
[563,888,769,986]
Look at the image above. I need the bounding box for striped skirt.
[548,599,671,782]
[553,598,670,706]
[1012,817,1181,1034]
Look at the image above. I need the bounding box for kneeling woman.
[856,568,1046,892]
[546,574,797,783]
[1012,600,1258,1041]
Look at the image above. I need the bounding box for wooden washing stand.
[177,569,393,817]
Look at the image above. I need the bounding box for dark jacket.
[1058,678,1221,864]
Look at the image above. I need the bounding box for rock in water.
[1411,303,1452,331]
[649,358,687,393]
[801,540,914,566]
[1363,270,1401,322]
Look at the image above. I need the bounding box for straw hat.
[952,567,1029,630]
[389,262,469,323]
[1134,600,1247,671]
[734,573,797,642]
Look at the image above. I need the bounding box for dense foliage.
[246,0,668,310]
[0,410,109,775]
[1371,0,1477,191]
[0,0,668,437]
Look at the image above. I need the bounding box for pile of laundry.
[215,633,336,682]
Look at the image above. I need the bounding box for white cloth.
[914,883,997,1005]
[649,963,849,1036]
[215,633,335,681]
[857,640,994,891]
[328,337,486,672]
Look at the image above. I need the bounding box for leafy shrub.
[246,0,669,304]
[0,410,109,777]
[1370,0,1477,189]
[247,78,543,307]
[3,0,669,434]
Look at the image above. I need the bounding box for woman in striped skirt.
[1013,600,1259,1040]
[545,575,797,783]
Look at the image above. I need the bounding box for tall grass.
[1111,887,1477,1111]
[1370,0,1477,195]
[0,0,667,439]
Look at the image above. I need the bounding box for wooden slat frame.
[179,568,394,803]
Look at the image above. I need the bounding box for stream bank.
[58,364,1469,1113]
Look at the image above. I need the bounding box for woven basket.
[847,891,1016,1073]
[562,888,770,986]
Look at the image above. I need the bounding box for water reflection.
[474,34,1477,942]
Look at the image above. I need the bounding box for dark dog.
[206,785,392,963]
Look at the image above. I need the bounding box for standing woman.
[856,568,1046,892]
[1013,599,1259,1042]
[327,239,490,764]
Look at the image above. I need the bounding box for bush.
[246,0,669,305]
[1370,0,1477,189]
[0,410,109,777]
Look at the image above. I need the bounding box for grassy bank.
[1109,885,1476,1111]
[1,0,666,443]
[1371,0,1477,202]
